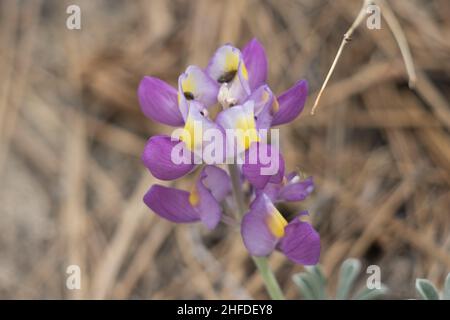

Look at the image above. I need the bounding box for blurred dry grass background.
[0,0,449,299]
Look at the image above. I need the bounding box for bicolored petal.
[177,76,190,121]
[241,194,287,256]
[144,184,200,223]
[246,85,277,130]
[258,182,282,202]
[242,38,268,91]
[200,165,231,202]
[179,102,223,160]
[207,45,250,104]
[278,216,320,265]
[278,176,314,202]
[248,85,273,115]
[188,166,226,229]
[145,166,229,229]
[207,44,242,83]
[235,59,251,99]
[216,101,259,154]
[178,66,219,108]
[138,76,184,126]
[142,135,195,180]
[271,80,308,126]
[242,142,285,190]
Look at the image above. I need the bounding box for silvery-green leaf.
[443,273,450,300]
[305,265,327,287]
[415,278,440,300]
[336,258,361,300]
[292,272,323,300]
[304,265,327,299]
[353,285,388,300]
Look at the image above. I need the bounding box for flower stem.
[228,164,246,217]
[227,164,285,300]
[252,256,285,300]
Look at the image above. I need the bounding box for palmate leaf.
[292,272,326,300]
[443,273,450,300]
[304,265,327,287]
[304,265,327,299]
[292,258,388,300]
[353,285,388,300]
[414,272,450,300]
[415,279,440,300]
[336,258,361,300]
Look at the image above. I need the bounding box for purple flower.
[138,76,184,126]
[178,66,219,121]
[207,44,251,106]
[242,142,285,190]
[241,193,320,265]
[138,38,308,130]
[138,39,319,265]
[141,102,222,180]
[138,39,309,181]
[139,66,221,180]
[259,173,315,203]
[242,38,268,91]
[141,135,195,181]
[144,165,231,230]
[138,66,218,127]
[215,100,260,155]
[271,79,308,126]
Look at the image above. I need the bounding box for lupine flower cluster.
[138,39,320,265]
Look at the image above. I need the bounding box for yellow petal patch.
[181,74,195,95]
[189,185,200,206]
[180,116,200,151]
[225,51,240,72]
[266,208,288,238]
[236,113,259,150]
[241,62,249,80]
[271,97,280,113]
[262,90,270,103]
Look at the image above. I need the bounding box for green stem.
[228,163,246,217]
[252,256,285,300]
[227,164,285,300]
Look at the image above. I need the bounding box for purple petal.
[279,218,320,265]
[241,194,281,256]
[271,80,308,126]
[242,142,285,189]
[286,171,298,181]
[246,85,275,130]
[138,76,184,126]
[268,158,285,185]
[248,85,270,115]
[242,38,268,91]
[142,135,195,180]
[256,105,273,131]
[278,176,314,202]
[177,76,190,121]
[200,165,231,202]
[258,183,282,202]
[143,184,200,223]
[194,167,223,229]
